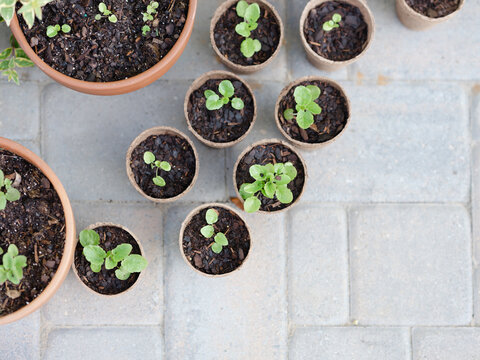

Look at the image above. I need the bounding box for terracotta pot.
[8,0,198,96]
[396,0,464,30]
[275,76,351,150]
[184,70,257,148]
[0,138,75,325]
[126,126,199,203]
[232,138,307,214]
[179,203,252,277]
[72,222,145,297]
[300,0,375,71]
[210,0,284,73]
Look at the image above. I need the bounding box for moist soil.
[278,80,349,144]
[19,0,189,82]
[235,143,305,212]
[182,206,250,275]
[0,149,65,317]
[129,134,196,199]
[405,0,461,18]
[187,78,255,143]
[304,1,368,62]
[74,226,141,295]
[214,3,281,66]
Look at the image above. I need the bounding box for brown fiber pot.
[8,0,197,96]
[210,0,284,74]
[300,0,375,71]
[232,138,307,214]
[72,222,146,297]
[396,0,464,30]
[0,138,75,325]
[179,203,252,277]
[126,126,199,203]
[184,70,257,148]
[275,76,351,150]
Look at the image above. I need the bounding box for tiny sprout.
[0,169,21,211]
[283,85,322,129]
[0,244,27,285]
[143,151,171,187]
[200,209,228,254]
[142,1,159,22]
[46,24,71,38]
[142,25,151,36]
[235,0,262,58]
[323,13,342,31]
[96,2,118,23]
[204,80,245,111]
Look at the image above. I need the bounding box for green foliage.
[46,23,71,38]
[0,0,53,29]
[200,209,228,254]
[283,85,322,130]
[0,32,34,85]
[143,151,171,187]
[0,244,27,285]
[235,0,262,58]
[204,80,245,111]
[0,169,21,210]
[141,1,158,35]
[95,2,117,23]
[142,25,151,36]
[323,13,342,31]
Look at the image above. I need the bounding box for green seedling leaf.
[46,25,57,38]
[211,242,223,254]
[244,196,261,213]
[108,14,117,23]
[98,2,107,13]
[105,256,117,270]
[91,262,102,273]
[206,93,223,110]
[201,225,215,238]
[79,229,100,247]
[160,161,171,171]
[240,38,256,58]
[5,187,20,202]
[0,48,12,60]
[120,254,148,273]
[239,183,251,200]
[219,80,235,98]
[235,22,251,38]
[276,185,293,204]
[283,108,294,121]
[205,209,218,225]
[14,57,34,67]
[115,268,130,280]
[307,85,321,100]
[264,181,276,198]
[0,193,6,210]
[153,176,166,187]
[83,245,107,267]
[236,0,248,17]
[142,25,151,35]
[274,163,285,174]
[112,243,133,262]
[244,181,263,194]
[62,24,71,33]
[294,86,312,107]
[231,97,244,110]
[214,232,228,246]
[7,244,18,257]
[332,13,342,23]
[297,109,314,129]
[143,151,155,164]
[249,164,265,181]
[306,101,322,115]
[274,174,291,185]
[284,162,297,180]
[204,89,216,98]
[244,2,260,24]
[95,14,101,20]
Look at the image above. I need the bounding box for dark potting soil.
[405,0,461,18]
[187,78,255,143]
[129,134,196,199]
[235,143,305,212]
[0,149,65,317]
[182,206,250,275]
[19,0,188,82]
[278,80,349,144]
[304,1,369,62]
[214,3,281,66]
[74,226,141,295]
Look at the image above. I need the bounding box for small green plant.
[79,229,148,280]
[0,0,53,29]
[0,170,21,210]
[46,24,71,38]
[235,0,262,58]
[141,1,158,35]
[239,162,297,213]
[0,244,27,285]
[95,2,117,23]
[200,209,228,254]
[204,80,245,111]
[143,151,171,187]
[283,85,322,129]
[142,25,151,36]
[323,13,342,31]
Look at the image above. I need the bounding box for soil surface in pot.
[19,0,188,82]
[130,134,196,199]
[0,149,65,317]
[304,1,368,62]
[405,0,461,18]
[214,2,281,66]
[188,78,255,143]
[182,206,250,275]
[278,80,349,144]
[74,226,141,295]
[235,143,305,212]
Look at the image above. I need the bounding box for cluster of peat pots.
[0,0,465,325]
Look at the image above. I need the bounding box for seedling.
[239,162,297,213]
[235,0,262,58]
[0,0,53,29]
[0,23,34,85]
[204,80,245,111]
[0,170,21,210]
[0,244,27,285]
[200,209,228,254]
[142,1,158,22]
[323,13,342,31]
[95,2,117,23]
[283,85,322,129]
[46,24,71,38]
[143,151,171,187]
[142,25,151,36]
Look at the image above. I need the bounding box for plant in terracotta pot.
[180,204,251,276]
[184,70,257,148]
[300,0,375,71]
[396,0,464,30]
[211,0,284,73]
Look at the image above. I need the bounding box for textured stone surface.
[0,313,40,359]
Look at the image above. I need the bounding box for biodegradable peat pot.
[179,203,251,277]
[8,0,197,96]
[0,138,75,325]
[300,0,375,71]
[233,139,307,213]
[72,223,145,296]
[126,126,199,203]
[184,70,257,148]
[275,76,351,149]
[396,0,464,30]
[210,0,284,73]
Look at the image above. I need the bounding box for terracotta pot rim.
[178,202,252,277]
[274,76,351,150]
[126,126,199,203]
[0,138,75,325]
[210,0,284,74]
[184,70,258,148]
[232,138,308,214]
[71,222,146,297]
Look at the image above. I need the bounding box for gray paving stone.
[472,144,480,324]
[473,91,480,141]
[289,326,410,360]
[288,205,349,326]
[350,205,472,326]
[0,312,40,360]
